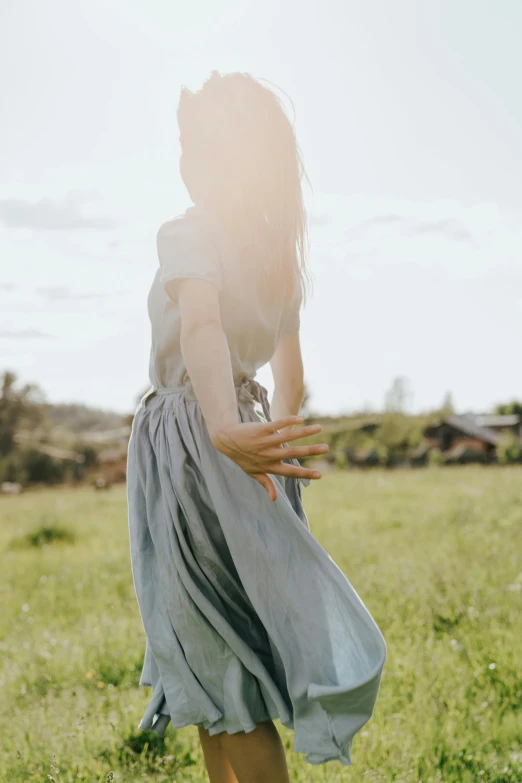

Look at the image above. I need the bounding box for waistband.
[140,378,310,487]
[141,377,271,422]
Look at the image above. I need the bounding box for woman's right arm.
[173,277,328,501]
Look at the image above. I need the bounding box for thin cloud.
[0,329,53,339]
[36,286,105,302]
[410,219,472,242]
[0,283,15,291]
[360,213,472,242]
[363,214,403,226]
[0,192,115,232]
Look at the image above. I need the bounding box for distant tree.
[23,448,67,484]
[496,432,522,464]
[0,371,22,455]
[428,447,443,467]
[494,400,522,417]
[76,444,99,469]
[384,376,413,414]
[375,444,389,467]
[0,451,29,484]
[441,391,455,414]
[0,370,46,456]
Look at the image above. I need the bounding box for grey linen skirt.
[126,377,386,767]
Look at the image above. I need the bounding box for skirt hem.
[137,711,353,767]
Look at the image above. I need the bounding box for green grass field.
[1,467,521,782]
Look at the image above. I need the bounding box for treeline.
[301,377,522,469]
[309,411,522,469]
[2,370,521,488]
[0,370,131,486]
[48,402,126,434]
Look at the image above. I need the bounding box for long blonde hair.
[177,71,311,305]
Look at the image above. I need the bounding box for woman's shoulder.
[155,204,222,276]
[157,204,202,239]
[156,204,219,248]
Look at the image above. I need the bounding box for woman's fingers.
[262,415,304,432]
[264,423,323,446]
[264,443,329,460]
[252,473,278,501]
[262,462,322,480]
[213,418,326,486]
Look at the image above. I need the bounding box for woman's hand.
[209,415,329,501]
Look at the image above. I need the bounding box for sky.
[1,0,521,416]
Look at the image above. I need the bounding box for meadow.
[1,466,520,783]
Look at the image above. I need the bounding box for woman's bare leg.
[198,727,239,783]
[219,720,290,783]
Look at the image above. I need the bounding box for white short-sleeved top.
[147,203,302,391]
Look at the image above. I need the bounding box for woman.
[126,71,386,783]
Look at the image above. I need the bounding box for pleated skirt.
[126,379,386,766]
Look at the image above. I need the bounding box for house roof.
[475,414,520,428]
[427,414,500,446]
